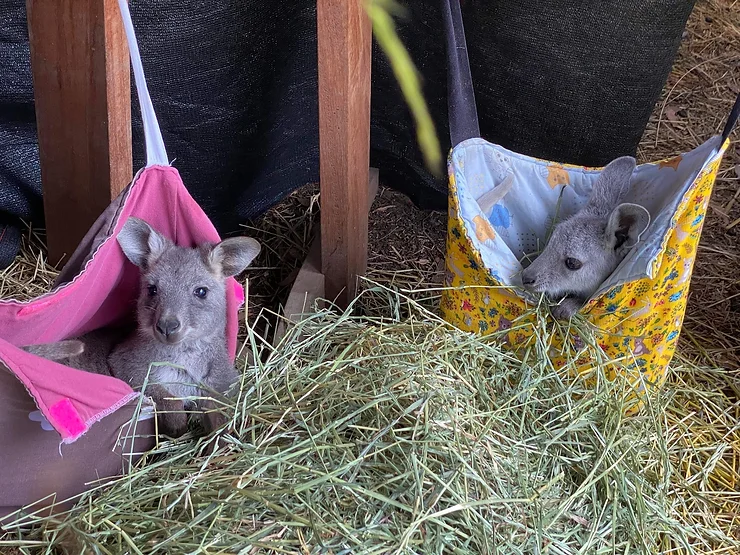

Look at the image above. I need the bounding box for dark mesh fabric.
[461,0,698,165]
[0,2,42,268]
[0,0,696,268]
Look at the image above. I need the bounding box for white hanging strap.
[117,0,169,167]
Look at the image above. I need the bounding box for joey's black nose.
[521,273,536,286]
[156,318,181,337]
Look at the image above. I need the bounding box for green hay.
[2,286,738,554]
[366,0,442,177]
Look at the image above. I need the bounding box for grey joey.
[22,217,261,438]
[520,156,650,320]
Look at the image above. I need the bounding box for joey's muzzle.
[521,269,536,287]
[155,317,182,343]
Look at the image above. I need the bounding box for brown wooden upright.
[27,0,132,267]
[317,0,373,308]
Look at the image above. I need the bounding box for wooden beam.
[275,169,379,345]
[27,0,132,267]
[317,0,372,308]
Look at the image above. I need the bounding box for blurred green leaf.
[366,0,443,177]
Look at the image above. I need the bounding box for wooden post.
[317,0,372,308]
[27,0,132,267]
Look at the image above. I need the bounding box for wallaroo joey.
[21,217,261,439]
[520,156,650,320]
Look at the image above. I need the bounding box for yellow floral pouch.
[440,137,730,406]
[439,0,739,409]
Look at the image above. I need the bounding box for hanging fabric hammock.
[1,0,245,519]
[439,0,739,409]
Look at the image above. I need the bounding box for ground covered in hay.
[2,288,740,554]
[1,0,739,553]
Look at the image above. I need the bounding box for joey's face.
[520,216,619,301]
[138,246,228,346]
[519,155,648,304]
[117,217,260,348]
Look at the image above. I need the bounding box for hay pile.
[240,184,321,339]
[1,278,739,553]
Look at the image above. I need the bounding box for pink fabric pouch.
[0,0,245,444]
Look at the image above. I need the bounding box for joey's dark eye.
[194,287,208,299]
[565,258,582,271]
[147,284,158,297]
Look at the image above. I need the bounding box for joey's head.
[117,217,261,346]
[520,156,650,301]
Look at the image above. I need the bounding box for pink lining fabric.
[0,166,244,443]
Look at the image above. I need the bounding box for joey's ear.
[208,237,261,277]
[117,217,169,269]
[605,203,650,251]
[585,156,637,216]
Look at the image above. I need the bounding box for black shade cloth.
[0,0,699,268]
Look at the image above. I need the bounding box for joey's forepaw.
[551,298,584,321]
[154,397,188,438]
[202,409,230,435]
[158,411,188,438]
[200,406,233,455]
[198,395,233,433]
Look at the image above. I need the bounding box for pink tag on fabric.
[48,399,87,440]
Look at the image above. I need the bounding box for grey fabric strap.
[441,0,480,147]
[721,93,740,143]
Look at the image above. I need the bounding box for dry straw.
[1,280,738,554]
[0,224,60,301]
[637,0,740,370]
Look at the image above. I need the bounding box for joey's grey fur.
[22,217,261,438]
[520,156,650,320]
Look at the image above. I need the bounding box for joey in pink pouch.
[23,217,261,438]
